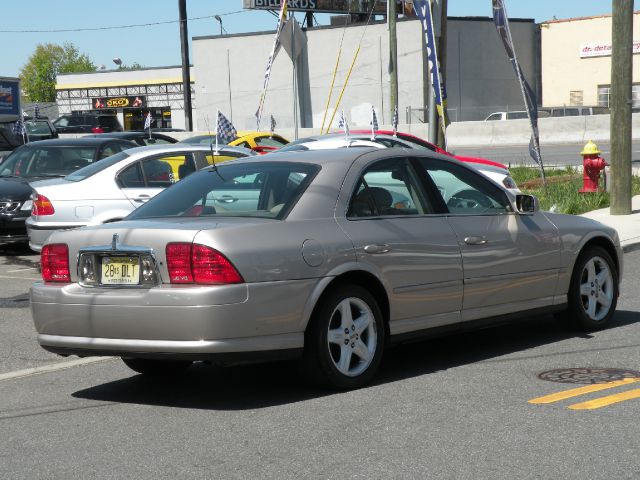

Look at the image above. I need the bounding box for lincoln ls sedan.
[31,148,622,389]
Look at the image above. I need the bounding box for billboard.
[0,77,21,117]
[92,96,146,109]
[244,0,389,15]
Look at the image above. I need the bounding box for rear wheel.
[303,284,384,389]
[121,358,192,376]
[561,246,618,330]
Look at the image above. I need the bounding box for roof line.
[541,10,640,24]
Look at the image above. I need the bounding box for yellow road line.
[528,378,640,404]
[569,388,640,410]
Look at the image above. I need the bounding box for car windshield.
[127,161,319,220]
[181,135,224,145]
[0,145,99,178]
[66,151,130,182]
[25,121,52,135]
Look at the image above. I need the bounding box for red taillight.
[91,127,104,134]
[32,194,55,216]
[166,243,243,285]
[41,243,70,282]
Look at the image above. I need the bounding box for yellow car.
[181,131,289,154]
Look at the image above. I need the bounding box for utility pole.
[179,0,193,132]
[389,0,398,122]
[610,0,633,215]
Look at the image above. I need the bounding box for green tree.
[20,43,96,102]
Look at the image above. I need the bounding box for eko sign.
[580,41,640,58]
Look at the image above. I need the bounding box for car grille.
[0,201,22,213]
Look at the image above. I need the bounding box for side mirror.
[515,194,539,214]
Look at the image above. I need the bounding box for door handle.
[134,194,151,203]
[216,195,238,204]
[464,236,487,245]
[364,244,391,254]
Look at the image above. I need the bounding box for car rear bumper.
[31,279,316,357]
[26,219,84,252]
[0,214,29,242]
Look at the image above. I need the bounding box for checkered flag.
[34,104,40,118]
[392,104,399,136]
[338,110,350,140]
[12,120,25,136]
[370,106,379,139]
[270,115,276,136]
[144,111,152,130]
[217,111,237,144]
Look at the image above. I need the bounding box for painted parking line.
[569,388,640,410]
[528,377,640,410]
[0,357,115,383]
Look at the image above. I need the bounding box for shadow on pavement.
[72,310,640,411]
[0,242,39,269]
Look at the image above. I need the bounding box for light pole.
[112,57,122,68]
[215,15,224,35]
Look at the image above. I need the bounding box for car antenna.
[204,115,224,180]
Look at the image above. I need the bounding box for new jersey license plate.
[101,257,140,285]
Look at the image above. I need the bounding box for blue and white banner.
[492,0,543,169]
[413,0,449,139]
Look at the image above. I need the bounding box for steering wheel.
[447,189,493,210]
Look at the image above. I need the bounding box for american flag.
[392,105,399,136]
[270,115,276,136]
[144,111,152,130]
[370,106,379,139]
[217,111,237,144]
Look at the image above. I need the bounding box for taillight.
[32,194,55,216]
[166,243,243,285]
[91,127,104,134]
[41,244,70,282]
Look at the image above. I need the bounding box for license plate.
[101,257,140,285]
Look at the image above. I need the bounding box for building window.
[570,90,583,106]
[598,84,640,108]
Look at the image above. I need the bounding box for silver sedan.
[31,148,622,389]
[26,144,255,252]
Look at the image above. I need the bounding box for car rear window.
[66,151,130,182]
[127,162,320,220]
[0,146,101,178]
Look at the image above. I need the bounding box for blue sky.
[0,0,628,77]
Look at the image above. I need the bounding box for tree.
[117,62,145,71]
[20,43,96,102]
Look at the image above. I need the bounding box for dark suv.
[53,114,123,134]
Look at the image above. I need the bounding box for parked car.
[31,148,620,388]
[484,111,551,121]
[26,145,255,251]
[181,131,289,154]
[280,138,384,151]
[24,116,58,141]
[282,133,520,193]
[53,114,123,134]
[546,106,610,117]
[0,137,137,243]
[86,131,178,147]
[0,124,24,163]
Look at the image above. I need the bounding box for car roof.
[122,143,257,157]
[20,137,136,147]
[89,131,177,140]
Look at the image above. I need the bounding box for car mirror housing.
[515,194,539,214]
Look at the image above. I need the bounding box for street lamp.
[214,15,224,35]
[112,57,122,67]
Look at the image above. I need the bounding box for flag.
[12,120,25,136]
[270,115,276,136]
[414,0,449,144]
[144,111,152,130]
[255,0,288,129]
[370,106,379,139]
[338,110,350,140]
[217,111,237,144]
[34,104,40,118]
[392,104,399,136]
[492,0,544,174]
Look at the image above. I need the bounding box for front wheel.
[562,246,618,331]
[303,284,385,389]
[121,358,192,376]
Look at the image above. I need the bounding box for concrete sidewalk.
[580,195,640,252]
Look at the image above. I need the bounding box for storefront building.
[55,66,195,131]
[541,12,640,109]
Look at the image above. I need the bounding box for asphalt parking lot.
[1,244,639,479]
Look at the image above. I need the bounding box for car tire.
[303,284,385,389]
[121,358,192,376]
[560,246,618,331]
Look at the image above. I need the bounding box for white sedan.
[26,144,254,252]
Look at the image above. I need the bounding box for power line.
[0,11,245,33]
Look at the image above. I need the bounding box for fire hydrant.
[579,140,608,193]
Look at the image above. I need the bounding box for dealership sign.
[580,41,640,58]
[243,0,389,15]
[0,78,20,117]
[92,96,146,109]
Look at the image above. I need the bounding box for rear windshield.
[66,151,130,182]
[127,162,320,220]
[0,145,99,178]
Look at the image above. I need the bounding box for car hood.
[0,177,34,201]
